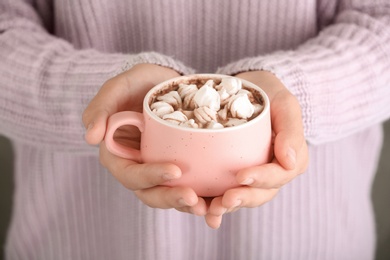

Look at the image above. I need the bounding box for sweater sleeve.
[217,0,390,145]
[0,0,193,153]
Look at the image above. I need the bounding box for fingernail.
[287,147,296,167]
[227,200,242,213]
[178,198,190,207]
[231,200,242,209]
[87,122,94,132]
[240,178,254,185]
[212,207,227,216]
[162,172,180,181]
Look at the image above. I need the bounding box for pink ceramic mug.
[104,74,272,197]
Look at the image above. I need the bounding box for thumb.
[273,130,301,170]
[82,64,182,145]
[82,77,126,145]
[271,95,305,171]
[82,107,110,145]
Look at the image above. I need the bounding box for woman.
[1,0,389,259]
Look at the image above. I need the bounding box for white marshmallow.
[162,111,188,125]
[252,103,264,118]
[150,77,263,129]
[216,77,242,95]
[151,101,174,117]
[178,83,198,98]
[228,93,255,119]
[180,119,199,129]
[207,121,224,129]
[217,105,228,121]
[218,89,230,105]
[193,81,220,111]
[178,83,198,110]
[157,91,182,109]
[194,106,217,124]
[224,118,248,127]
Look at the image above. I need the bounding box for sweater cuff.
[114,52,195,77]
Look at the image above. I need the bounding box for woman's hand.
[205,70,309,228]
[82,64,208,216]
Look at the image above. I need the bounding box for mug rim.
[143,74,270,133]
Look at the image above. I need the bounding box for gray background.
[1,121,390,259]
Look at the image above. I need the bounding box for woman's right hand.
[82,64,208,216]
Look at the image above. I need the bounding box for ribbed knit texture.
[1,0,389,259]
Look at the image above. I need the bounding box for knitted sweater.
[1,0,390,259]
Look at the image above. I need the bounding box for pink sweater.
[1,0,390,259]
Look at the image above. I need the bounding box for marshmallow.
[193,81,220,111]
[178,83,198,98]
[253,103,264,118]
[181,110,194,119]
[194,106,218,124]
[180,119,199,129]
[224,118,248,127]
[228,93,255,119]
[178,83,198,110]
[151,101,174,117]
[151,78,264,129]
[218,88,230,105]
[217,105,228,121]
[162,111,188,125]
[207,121,224,129]
[216,77,242,95]
[157,91,182,109]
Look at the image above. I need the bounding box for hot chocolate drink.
[148,77,265,129]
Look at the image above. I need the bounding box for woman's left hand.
[205,71,309,229]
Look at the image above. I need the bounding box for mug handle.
[104,111,145,162]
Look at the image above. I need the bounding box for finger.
[83,108,110,145]
[175,197,209,216]
[134,186,199,209]
[82,77,130,145]
[207,197,227,216]
[271,94,305,170]
[100,142,182,190]
[195,197,225,228]
[236,161,299,189]
[82,64,180,145]
[204,214,223,229]
[206,195,236,227]
[221,187,279,211]
[236,71,307,170]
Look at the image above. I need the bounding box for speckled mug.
[104,74,272,197]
